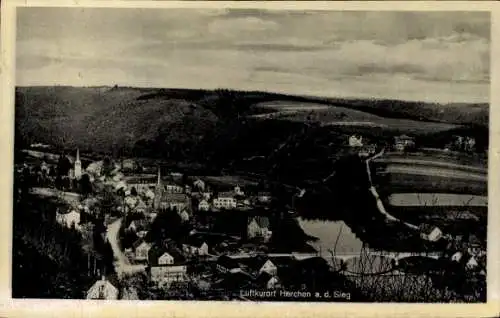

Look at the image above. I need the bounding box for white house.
[158,252,175,265]
[234,185,245,196]
[179,209,190,222]
[165,183,184,194]
[150,265,187,288]
[213,192,237,209]
[133,240,152,262]
[86,276,119,300]
[56,210,81,231]
[259,259,278,276]
[466,256,479,270]
[144,189,155,201]
[451,251,463,262]
[248,216,272,242]
[266,276,280,289]
[348,135,363,147]
[182,242,209,257]
[420,226,442,242]
[198,200,210,211]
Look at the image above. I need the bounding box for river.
[297,217,364,257]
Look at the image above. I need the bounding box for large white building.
[213,192,237,209]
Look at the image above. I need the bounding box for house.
[125,176,157,193]
[158,252,175,265]
[127,219,149,233]
[156,193,191,212]
[193,179,206,191]
[466,256,479,270]
[86,276,119,300]
[124,196,138,210]
[201,191,212,201]
[150,265,188,288]
[256,272,281,290]
[247,216,272,242]
[348,135,363,147]
[258,259,278,276]
[420,226,443,242]
[359,144,377,158]
[148,212,158,222]
[451,251,463,262]
[182,238,210,257]
[121,159,139,172]
[213,192,237,210]
[132,239,152,262]
[234,185,245,196]
[165,183,184,194]
[216,255,241,273]
[56,210,81,231]
[179,209,190,222]
[134,200,148,214]
[394,135,415,151]
[257,192,272,203]
[198,199,211,212]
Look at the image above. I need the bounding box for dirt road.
[106,218,146,278]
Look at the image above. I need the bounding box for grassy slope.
[15,86,489,169]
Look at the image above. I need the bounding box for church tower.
[74,148,82,180]
[153,166,163,210]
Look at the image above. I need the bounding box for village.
[14,131,485,301]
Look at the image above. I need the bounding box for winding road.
[106,218,146,278]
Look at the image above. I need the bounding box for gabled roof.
[147,244,168,266]
[249,216,270,229]
[160,193,189,202]
[132,238,150,250]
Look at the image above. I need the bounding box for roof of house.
[249,216,270,229]
[160,192,190,203]
[217,255,240,269]
[216,191,237,198]
[132,238,150,250]
[86,274,121,299]
[149,244,186,267]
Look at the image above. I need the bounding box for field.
[371,151,487,237]
[252,101,460,134]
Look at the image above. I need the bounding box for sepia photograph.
[9,4,492,305]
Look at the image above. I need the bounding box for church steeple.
[157,166,161,186]
[74,148,82,180]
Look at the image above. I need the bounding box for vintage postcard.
[1,1,499,317]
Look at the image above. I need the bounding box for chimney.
[76,148,80,162]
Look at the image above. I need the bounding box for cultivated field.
[251,101,459,134]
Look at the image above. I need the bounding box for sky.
[16,8,490,103]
